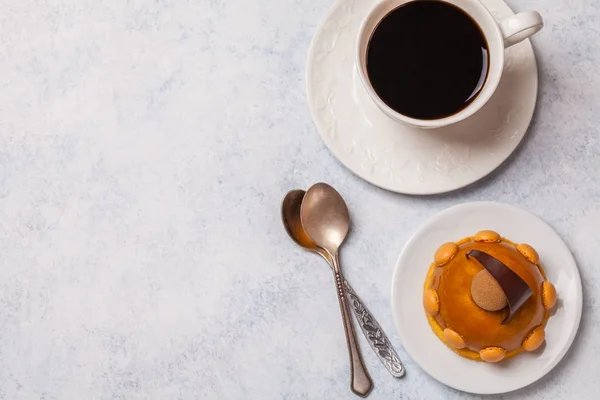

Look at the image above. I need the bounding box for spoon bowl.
[281,190,324,256]
[300,183,350,255]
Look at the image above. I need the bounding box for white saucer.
[306,0,538,195]
[391,202,582,394]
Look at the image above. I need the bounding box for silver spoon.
[300,183,373,397]
[282,190,405,378]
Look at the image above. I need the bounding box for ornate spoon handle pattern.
[344,280,405,378]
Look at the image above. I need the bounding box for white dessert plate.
[391,202,582,394]
[307,0,538,195]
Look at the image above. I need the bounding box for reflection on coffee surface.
[367,0,489,120]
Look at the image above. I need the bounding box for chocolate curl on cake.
[466,250,533,324]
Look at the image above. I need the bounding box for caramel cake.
[423,230,557,362]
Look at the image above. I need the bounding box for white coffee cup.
[356,0,543,129]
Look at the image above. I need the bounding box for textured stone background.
[0,0,597,398]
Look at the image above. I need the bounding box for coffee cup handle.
[499,11,544,48]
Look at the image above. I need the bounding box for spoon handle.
[332,257,373,397]
[343,280,405,378]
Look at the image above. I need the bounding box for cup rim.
[356,0,506,128]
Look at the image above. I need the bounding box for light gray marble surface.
[0,0,598,399]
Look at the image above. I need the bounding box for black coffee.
[366,0,489,120]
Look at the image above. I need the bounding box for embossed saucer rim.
[306,0,538,195]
